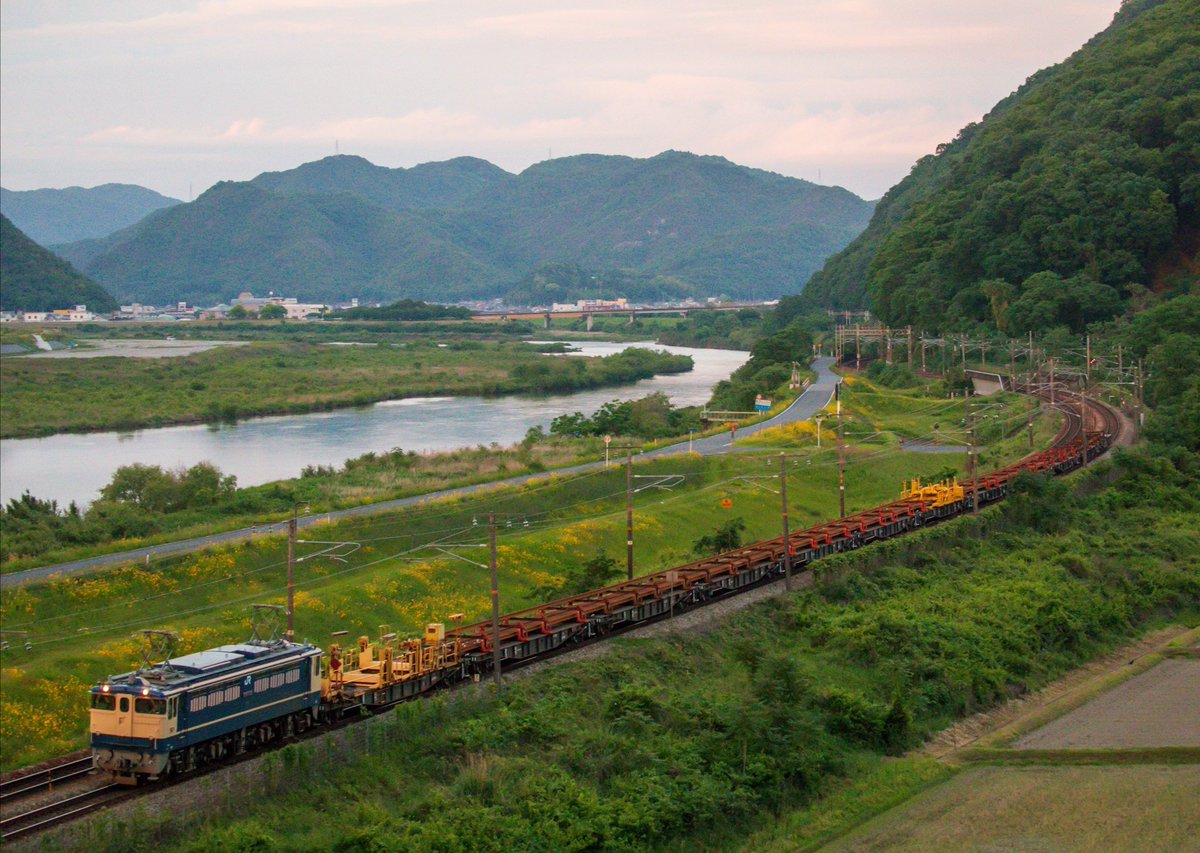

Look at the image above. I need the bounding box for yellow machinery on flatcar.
[322,621,462,699]
[900,477,964,508]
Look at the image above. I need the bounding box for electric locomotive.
[89,637,321,784]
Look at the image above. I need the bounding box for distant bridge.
[471,302,773,330]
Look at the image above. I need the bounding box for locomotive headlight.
[102,684,110,693]
[141,687,150,696]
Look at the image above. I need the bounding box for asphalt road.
[2,358,839,590]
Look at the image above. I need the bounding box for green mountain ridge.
[251,154,512,211]
[0,183,181,246]
[54,151,874,306]
[0,214,118,312]
[796,0,1198,330]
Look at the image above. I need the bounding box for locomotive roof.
[97,640,317,690]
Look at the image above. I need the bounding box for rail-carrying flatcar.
[90,638,321,783]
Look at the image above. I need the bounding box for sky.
[2,0,1120,202]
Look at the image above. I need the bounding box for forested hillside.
[798,0,1198,331]
[0,214,117,312]
[251,155,510,211]
[53,152,873,307]
[0,183,180,245]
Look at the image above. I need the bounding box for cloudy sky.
[2,0,1119,201]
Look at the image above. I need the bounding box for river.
[0,342,747,507]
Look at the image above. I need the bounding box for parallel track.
[3,384,1123,843]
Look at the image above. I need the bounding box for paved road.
[2,358,839,589]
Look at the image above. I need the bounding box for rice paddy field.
[821,764,1200,852]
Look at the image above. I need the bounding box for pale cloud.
[1,0,1122,199]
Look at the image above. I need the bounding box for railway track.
[0,755,94,804]
[0,782,130,843]
[2,382,1124,844]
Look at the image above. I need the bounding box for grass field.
[0,338,690,437]
[822,764,1200,852]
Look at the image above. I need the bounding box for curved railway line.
[0,381,1123,844]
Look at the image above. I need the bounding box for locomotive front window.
[119,697,129,713]
[135,697,166,715]
[90,694,116,711]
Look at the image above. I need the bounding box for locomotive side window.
[119,697,129,713]
[313,658,320,676]
[135,697,166,714]
[91,694,116,711]
[168,697,178,719]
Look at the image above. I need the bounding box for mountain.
[0,183,181,245]
[0,214,118,312]
[251,155,511,211]
[55,152,874,307]
[797,0,1198,331]
[56,182,504,308]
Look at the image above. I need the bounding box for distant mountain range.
[49,152,873,307]
[0,214,117,312]
[1,184,181,246]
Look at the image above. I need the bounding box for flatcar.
[89,639,321,784]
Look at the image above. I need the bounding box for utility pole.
[286,513,297,641]
[967,397,978,515]
[1028,396,1036,449]
[837,382,846,519]
[488,512,501,694]
[1086,334,1092,386]
[625,447,634,581]
[780,454,793,591]
[1051,357,1060,412]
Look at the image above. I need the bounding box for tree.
[227,304,249,319]
[259,303,287,320]
[693,517,747,555]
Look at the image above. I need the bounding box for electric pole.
[1028,396,1036,449]
[286,513,297,640]
[967,396,978,515]
[488,512,501,693]
[837,382,846,519]
[780,453,792,591]
[625,447,634,581]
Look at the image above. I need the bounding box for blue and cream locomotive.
[89,638,322,784]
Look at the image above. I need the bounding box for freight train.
[89,391,1118,783]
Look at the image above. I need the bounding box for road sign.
[754,396,771,412]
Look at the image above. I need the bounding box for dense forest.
[798,0,1198,333]
[0,214,118,312]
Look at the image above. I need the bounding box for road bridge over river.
[1,360,841,590]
